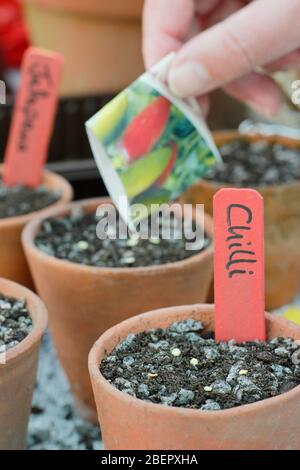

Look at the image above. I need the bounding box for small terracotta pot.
[22,198,214,421]
[22,0,144,95]
[0,278,48,450]
[0,166,73,288]
[183,130,300,309]
[89,304,300,450]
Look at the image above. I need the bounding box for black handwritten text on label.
[226,204,257,278]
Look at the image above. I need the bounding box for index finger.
[142,0,195,69]
[168,0,300,97]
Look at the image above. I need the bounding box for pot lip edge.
[22,197,215,276]
[0,166,74,228]
[88,303,300,418]
[23,0,143,20]
[193,177,300,193]
[0,278,48,366]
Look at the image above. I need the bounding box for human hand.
[143,0,300,117]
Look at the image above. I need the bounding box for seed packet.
[86,54,221,227]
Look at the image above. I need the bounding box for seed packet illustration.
[86,54,221,227]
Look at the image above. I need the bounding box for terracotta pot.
[0,166,73,289]
[22,198,214,421]
[0,278,47,450]
[22,0,144,96]
[89,304,300,450]
[183,130,300,309]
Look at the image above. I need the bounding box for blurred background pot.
[183,130,300,310]
[0,278,47,450]
[0,167,73,288]
[89,304,300,450]
[22,0,144,96]
[22,198,214,421]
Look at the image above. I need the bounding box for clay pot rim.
[23,0,143,20]
[0,165,74,228]
[0,278,48,366]
[204,130,300,192]
[89,303,300,419]
[22,197,214,276]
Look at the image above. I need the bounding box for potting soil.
[35,210,210,268]
[205,139,300,186]
[101,319,300,410]
[0,294,32,352]
[0,180,60,219]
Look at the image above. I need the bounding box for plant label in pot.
[89,189,300,450]
[86,54,221,228]
[214,188,266,342]
[4,47,64,187]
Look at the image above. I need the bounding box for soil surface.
[35,209,209,268]
[28,334,102,450]
[0,294,32,353]
[205,139,300,186]
[0,181,60,219]
[101,319,300,410]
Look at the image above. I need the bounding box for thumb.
[168,0,300,97]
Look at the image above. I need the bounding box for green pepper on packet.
[86,54,221,228]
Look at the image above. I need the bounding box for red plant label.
[4,47,63,187]
[214,188,266,343]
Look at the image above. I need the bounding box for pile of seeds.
[35,210,209,268]
[0,294,32,353]
[0,180,60,219]
[101,319,300,410]
[205,139,300,186]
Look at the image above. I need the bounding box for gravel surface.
[0,181,60,219]
[27,334,102,450]
[101,319,300,411]
[35,209,209,268]
[205,139,300,186]
[0,295,32,353]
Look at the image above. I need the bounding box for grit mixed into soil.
[101,319,300,410]
[0,181,59,219]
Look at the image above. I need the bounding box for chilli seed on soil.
[100,319,300,410]
[205,139,300,187]
[0,294,32,353]
[35,209,209,268]
[0,180,60,219]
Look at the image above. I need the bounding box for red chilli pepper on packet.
[123,96,171,162]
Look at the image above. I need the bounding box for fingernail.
[169,62,212,97]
